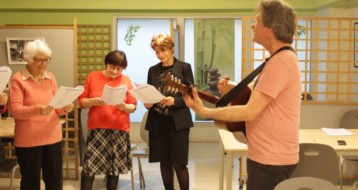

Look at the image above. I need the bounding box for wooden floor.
[0,142,356,190]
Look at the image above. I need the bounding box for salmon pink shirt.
[246,50,301,166]
[10,68,67,147]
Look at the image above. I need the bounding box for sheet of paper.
[130,84,165,104]
[321,128,353,136]
[0,66,12,93]
[101,84,127,105]
[134,83,146,88]
[49,85,84,109]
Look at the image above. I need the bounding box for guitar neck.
[197,91,220,105]
[160,71,220,105]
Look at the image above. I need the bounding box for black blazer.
[145,58,194,132]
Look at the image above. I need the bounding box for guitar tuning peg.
[178,79,181,85]
[174,88,178,94]
[171,75,174,82]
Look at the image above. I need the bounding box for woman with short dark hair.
[78,50,137,190]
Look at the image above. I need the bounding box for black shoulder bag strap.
[215,46,295,107]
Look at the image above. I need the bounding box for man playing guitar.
[183,0,301,190]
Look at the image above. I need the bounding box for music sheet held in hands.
[101,84,127,105]
[0,66,12,93]
[49,85,84,109]
[130,84,165,104]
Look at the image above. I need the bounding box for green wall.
[0,0,324,26]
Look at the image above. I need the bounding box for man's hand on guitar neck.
[183,87,205,116]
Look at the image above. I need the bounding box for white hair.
[23,39,52,62]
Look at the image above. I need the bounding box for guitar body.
[218,82,251,134]
[160,71,251,138]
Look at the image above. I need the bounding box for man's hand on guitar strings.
[183,86,205,115]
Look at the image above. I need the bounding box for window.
[112,16,358,121]
[116,17,243,121]
[241,16,358,105]
[116,18,177,121]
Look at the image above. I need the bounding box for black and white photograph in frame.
[6,38,45,65]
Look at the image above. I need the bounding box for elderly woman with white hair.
[9,39,73,190]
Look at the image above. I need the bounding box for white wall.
[0,27,75,88]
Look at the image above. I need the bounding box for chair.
[290,143,340,186]
[132,111,149,188]
[0,138,19,190]
[274,177,336,190]
[339,110,358,188]
[79,108,89,166]
[78,108,138,190]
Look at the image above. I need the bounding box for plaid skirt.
[81,129,132,176]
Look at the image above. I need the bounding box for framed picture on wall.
[6,38,45,65]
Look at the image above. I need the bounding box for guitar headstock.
[159,70,220,105]
[160,71,193,96]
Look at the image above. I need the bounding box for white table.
[0,119,15,138]
[218,128,358,190]
[0,119,65,138]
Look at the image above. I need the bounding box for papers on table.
[49,85,84,109]
[101,84,127,105]
[0,66,12,93]
[130,84,165,104]
[321,128,353,136]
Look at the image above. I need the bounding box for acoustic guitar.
[160,71,250,136]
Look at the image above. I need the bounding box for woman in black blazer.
[144,33,194,190]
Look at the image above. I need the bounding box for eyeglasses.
[107,64,123,72]
[34,57,51,64]
[252,16,263,24]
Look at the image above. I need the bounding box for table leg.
[227,151,233,190]
[219,140,224,190]
[339,156,343,190]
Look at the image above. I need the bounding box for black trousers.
[246,158,297,190]
[16,141,63,190]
